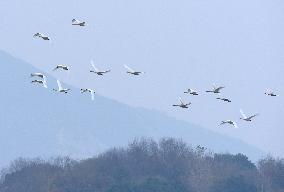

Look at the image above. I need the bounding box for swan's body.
[240,109,258,122]
[184,89,199,95]
[173,97,191,108]
[31,79,47,88]
[33,33,50,40]
[53,80,70,93]
[265,90,278,97]
[30,73,45,79]
[81,88,95,100]
[72,19,86,26]
[216,97,231,102]
[53,65,69,71]
[124,65,144,75]
[206,84,225,94]
[219,120,237,128]
[90,60,111,75]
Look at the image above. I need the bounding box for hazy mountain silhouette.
[0,50,263,167]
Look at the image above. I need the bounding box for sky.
[0,0,284,157]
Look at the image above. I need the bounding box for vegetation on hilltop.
[0,138,283,192]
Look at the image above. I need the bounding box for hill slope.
[0,51,263,166]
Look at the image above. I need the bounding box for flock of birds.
[31,61,144,100]
[172,84,279,128]
[31,19,146,101]
[30,18,279,128]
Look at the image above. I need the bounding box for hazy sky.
[0,0,284,156]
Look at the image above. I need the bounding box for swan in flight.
[31,79,47,88]
[72,19,86,26]
[219,120,238,128]
[240,109,258,122]
[90,60,111,75]
[53,80,70,93]
[33,33,50,41]
[30,73,45,79]
[184,89,199,95]
[206,84,225,94]
[265,90,278,97]
[173,97,191,108]
[124,65,145,75]
[53,65,69,71]
[216,97,231,103]
[80,88,95,100]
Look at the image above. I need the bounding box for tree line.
[0,138,283,192]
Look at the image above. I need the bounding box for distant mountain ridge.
[0,50,264,167]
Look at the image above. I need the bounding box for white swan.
[216,97,231,103]
[53,80,70,93]
[173,97,191,108]
[90,60,111,75]
[124,65,144,75]
[206,84,225,94]
[240,109,258,122]
[53,65,69,71]
[33,33,50,41]
[72,19,86,26]
[31,79,47,88]
[184,88,199,95]
[30,73,45,79]
[265,90,278,97]
[80,88,95,100]
[219,120,238,128]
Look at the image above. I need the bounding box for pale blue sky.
[0,0,283,156]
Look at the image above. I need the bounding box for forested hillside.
[1,138,283,192]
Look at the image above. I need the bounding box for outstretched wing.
[124,65,135,73]
[57,80,63,90]
[212,83,217,89]
[240,109,247,119]
[43,80,48,88]
[90,90,95,100]
[179,97,184,105]
[215,86,225,92]
[91,60,99,72]
[248,114,259,120]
